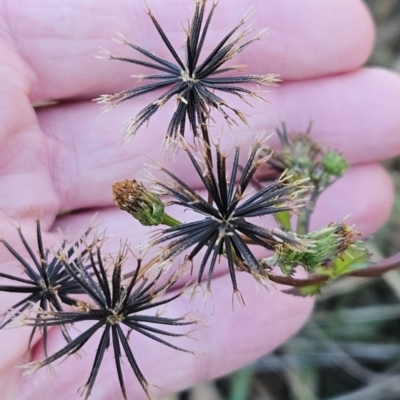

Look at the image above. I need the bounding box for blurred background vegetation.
[164,1,400,399]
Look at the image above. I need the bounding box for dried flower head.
[0,219,93,355]
[113,179,180,227]
[148,138,307,295]
[113,179,165,226]
[95,0,279,140]
[23,237,195,400]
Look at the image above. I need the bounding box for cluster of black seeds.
[0,221,195,399]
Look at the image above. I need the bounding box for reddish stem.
[346,252,400,277]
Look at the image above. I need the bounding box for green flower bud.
[304,223,355,267]
[322,150,349,176]
[264,223,358,272]
[292,134,321,170]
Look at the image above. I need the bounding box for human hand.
[0,0,399,398]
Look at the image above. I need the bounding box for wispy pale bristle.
[21,361,43,376]
[112,31,128,45]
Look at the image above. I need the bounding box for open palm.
[0,0,399,398]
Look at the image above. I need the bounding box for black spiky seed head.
[0,219,94,356]
[95,0,279,141]
[22,236,195,400]
[149,138,307,296]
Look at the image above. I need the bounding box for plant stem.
[266,272,329,287]
[160,213,182,227]
[297,185,320,235]
[346,252,400,277]
[200,112,214,205]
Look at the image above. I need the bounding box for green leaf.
[274,209,292,231]
[298,283,324,296]
[331,246,370,276]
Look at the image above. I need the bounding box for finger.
[53,164,392,242]
[1,0,373,101]
[310,163,393,236]
[51,162,393,288]
[0,162,391,374]
[16,272,314,399]
[35,68,400,211]
[0,42,60,220]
